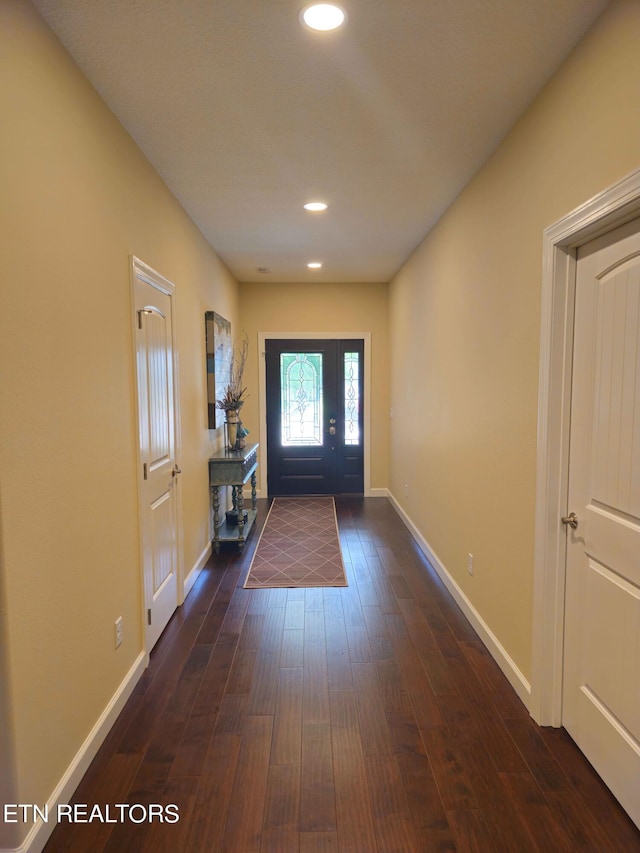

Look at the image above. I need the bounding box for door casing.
[531,167,640,726]
[258,332,372,497]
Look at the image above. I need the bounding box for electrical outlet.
[468,553,474,576]
[404,483,408,498]
[115,617,123,648]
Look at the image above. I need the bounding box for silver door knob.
[172,465,182,477]
[561,512,578,530]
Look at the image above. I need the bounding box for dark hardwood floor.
[44,498,640,852]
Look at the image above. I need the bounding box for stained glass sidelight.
[344,351,360,445]
[280,352,323,446]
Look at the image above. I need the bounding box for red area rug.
[243,497,347,589]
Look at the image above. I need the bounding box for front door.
[132,258,181,651]
[562,218,640,828]
[265,338,364,496]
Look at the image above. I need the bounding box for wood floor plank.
[303,609,329,711]
[263,763,301,831]
[246,603,286,715]
[239,613,267,649]
[181,732,242,851]
[220,715,273,853]
[218,585,251,637]
[446,808,496,853]
[303,688,330,725]
[324,595,353,691]
[271,666,303,765]
[281,628,305,668]
[385,611,444,730]
[498,770,576,851]
[331,729,378,852]
[214,693,249,735]
[544,789,631,853]
[260,828,301,852]
[460,639,529,721]
[170,634,237,776]
[285,597,306,630]
[394,748,457,851]
[140,776,199,853]
[304,587,325,612]
[224,644,258,695]
[502,717,569,793]
[446,655,528,773]
[196,567,243,644]
[352,662,395,757]
[299,831,339,852]
[421,726,479,811]
[300,721,337,833]
[365,754,418,852]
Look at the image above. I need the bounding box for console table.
[209,442,258,552]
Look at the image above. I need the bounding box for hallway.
[44,499,640,852]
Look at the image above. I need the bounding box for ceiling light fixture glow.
[304,202,328,211]
[307,262,323,269]
[300,4,346,32]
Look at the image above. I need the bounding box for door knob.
[561,512,578,530]
[172,464,182,477]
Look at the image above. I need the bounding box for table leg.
[212,484,221,553]
[237,485,245,547]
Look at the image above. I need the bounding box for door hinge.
[147,609,152,626]
[143,462,148,480]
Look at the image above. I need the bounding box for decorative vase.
[226,409,239,450]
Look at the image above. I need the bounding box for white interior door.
[133,259,181,651]
[563,217,640,828]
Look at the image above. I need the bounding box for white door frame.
[531,167,640,726]
[257,331,372,497]
[130,256,184,654]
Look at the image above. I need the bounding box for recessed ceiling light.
[300,4,346,32]
[304,202,328,212]
[307,262,323,269]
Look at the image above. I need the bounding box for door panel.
[134,268,180,651]
[563,218,640,829]
[266,339,364,496]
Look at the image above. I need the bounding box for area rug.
[243,497,348,589]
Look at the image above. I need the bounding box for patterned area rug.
[243,497,347,589]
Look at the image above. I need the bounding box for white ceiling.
[32,0,609,283]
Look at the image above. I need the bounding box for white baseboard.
[12,652,147,853]
[183,541,212,599]
[367,487,389,498]
[388,492,531,710]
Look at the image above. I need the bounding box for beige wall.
[0,1,237,844]
[239,281,390,491]
[388,0,640,682]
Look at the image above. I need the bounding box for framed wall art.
[205,311,231,429]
